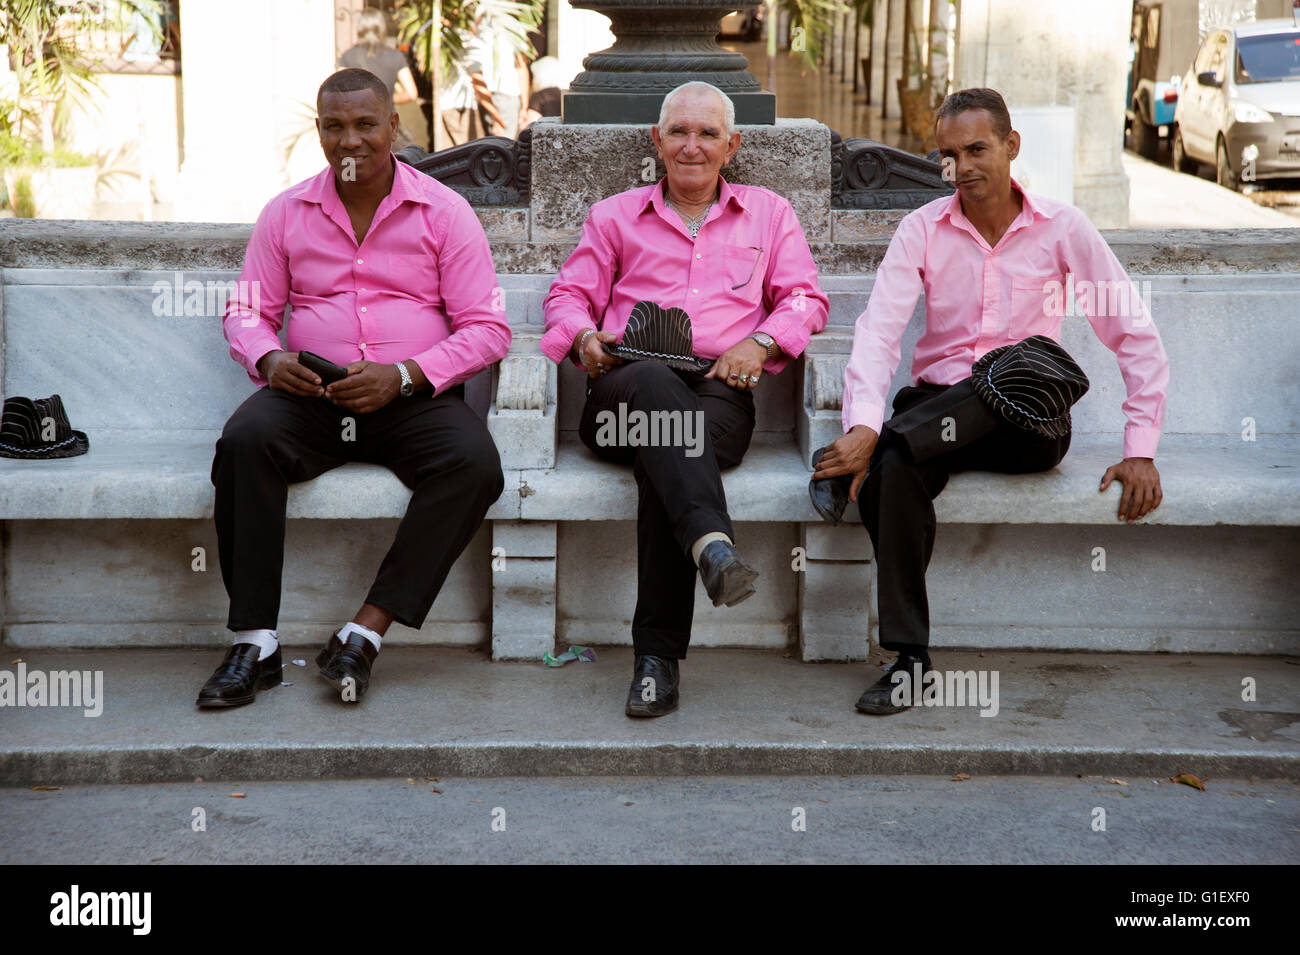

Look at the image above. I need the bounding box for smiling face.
[651,89,742,198]
[935,108,1019,205]
[316,88,398,187]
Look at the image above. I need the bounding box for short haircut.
[658,81,736,135]
[317,67,392,116]
[934,87,1012,140]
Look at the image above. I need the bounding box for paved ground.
[2,648,1297,783]
[1123,151,1300,228]
[2,774,1295,864]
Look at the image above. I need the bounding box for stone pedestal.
[527,117,832,240]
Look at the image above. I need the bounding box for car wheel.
[1171,127,1195,173]
[1216,137,1239,192]
[1133,115,1159,161]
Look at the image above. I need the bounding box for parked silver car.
[1172,17,1300,190]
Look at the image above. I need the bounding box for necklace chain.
[666,195,716,238]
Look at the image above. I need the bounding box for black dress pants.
[211,384,504,633]
[578,360,756,659]
[861,380,1071,651]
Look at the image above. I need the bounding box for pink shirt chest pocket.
[1008,273,1065,342]
[721,243,765,303]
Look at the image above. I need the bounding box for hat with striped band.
[970,335,1090,439]
[0,394,90,459]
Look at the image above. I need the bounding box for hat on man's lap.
[970,335,1090,439]
[0,394,90,459]
[604,300,713,372]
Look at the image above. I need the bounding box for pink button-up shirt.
[222,157,510,393]
[843,181,1170,459]
[541,177,828,372]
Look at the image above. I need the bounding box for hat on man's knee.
[970,335,1090,439]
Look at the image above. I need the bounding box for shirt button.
[692,288,699,294]
[359,343,366,349]
[356,258,363,265]
[360,306,367,312]
[359,288,366,293]
[696,253,702,259]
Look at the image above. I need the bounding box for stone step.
[2,648,1295,785]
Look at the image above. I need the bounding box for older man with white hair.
[542,81,829,717]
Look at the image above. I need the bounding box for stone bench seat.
[3,429,1294,528]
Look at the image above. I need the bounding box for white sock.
[337,621,383,653]
[234,629,279,661]
[691,532,733,566]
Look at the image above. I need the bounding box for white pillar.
[174,0,335,222]
[954,0,1131,227]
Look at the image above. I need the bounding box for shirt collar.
[640,174,748,216]
[939,176,1051,225]
[297,155,432,212]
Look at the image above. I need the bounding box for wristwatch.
[396,361,414,397]
[749,332,775,360]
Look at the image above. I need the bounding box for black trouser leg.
[211,388,349,632]
[578,361,755,659]
[360,389,504,629]
[862,382,1071,652]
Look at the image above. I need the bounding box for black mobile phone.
[297,350,348,385]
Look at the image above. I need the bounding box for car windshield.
[1235,32,1300,84]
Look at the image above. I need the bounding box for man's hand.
[706,338,766,390]
[325,361,401,414]
[1099,457,1163,523]
[574,329,624,380]
[813,425,879,502]
[259,350,325,398]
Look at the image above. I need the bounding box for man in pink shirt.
[813,88,1170,715]
[542,81,828,717]
[196,69,511,709]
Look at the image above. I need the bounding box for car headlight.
[1233,100,1274,124]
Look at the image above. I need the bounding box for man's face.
[935,109,1019,205]
[316,88,398,186]
[651,91,742,195]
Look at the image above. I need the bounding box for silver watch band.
[396,361,413,395]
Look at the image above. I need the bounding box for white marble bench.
[2,256,1298,660]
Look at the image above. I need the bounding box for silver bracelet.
[576,328,597,360]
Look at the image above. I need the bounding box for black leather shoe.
[855,652,933,715]
[317,631,378,701]
[625,654,680,717]
[195,643,282,708]
[698,540,758,607]
[808,446,852,525]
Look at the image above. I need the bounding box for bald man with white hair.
[542,82,829,717]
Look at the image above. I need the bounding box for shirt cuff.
[238,337,284,387]
[541,315,596,368]
[843,400,885,436]
[1123,425,1162,461]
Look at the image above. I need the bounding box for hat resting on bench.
[0,394,90,459]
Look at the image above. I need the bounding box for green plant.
[395,0,543,81]
[0,129,94,167]
[13,175,36,218]
[765,0,849,70]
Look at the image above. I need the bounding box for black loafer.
[625,654,680,718]
[698,540,758,607]
[195,643,282,708]
[317,632,378,701]
[855,653,933,715]
[808,446,852,525]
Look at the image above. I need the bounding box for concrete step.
[2,648,1296,784]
